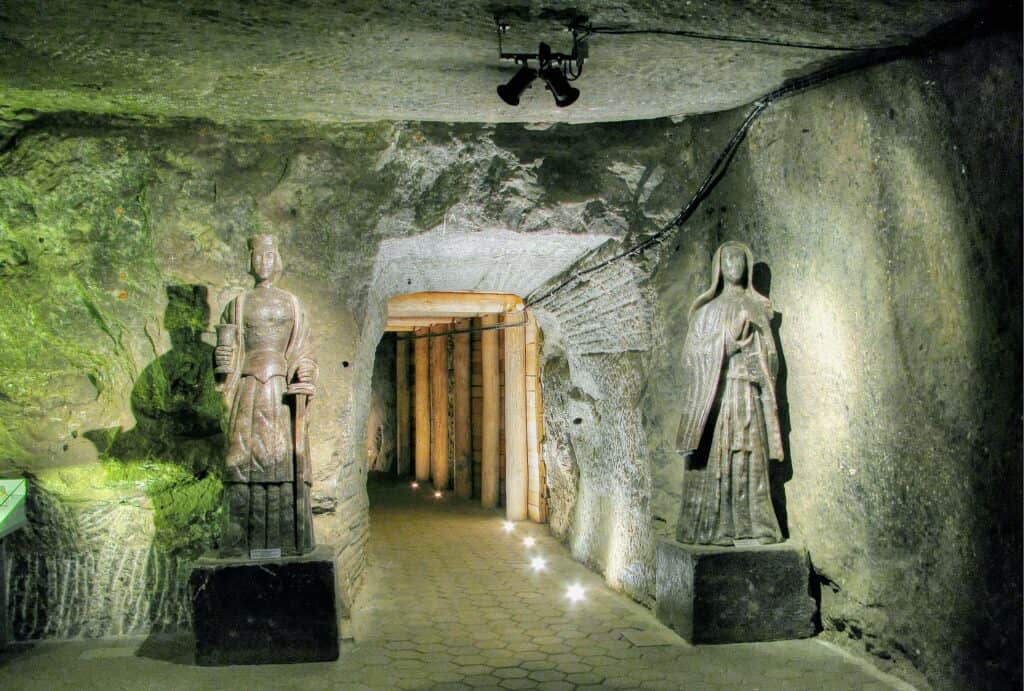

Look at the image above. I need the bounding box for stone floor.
[0,474,912,690]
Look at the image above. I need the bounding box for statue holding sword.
[214,235,316,558]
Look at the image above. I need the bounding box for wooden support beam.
[503,311,528,521]
[386,316,456,329]
[395,337,411,477]
[453,319,472,499]
[429,323,449,490]
[389,291,524,319]
[525,312,542,522]
[413,327,430,483]
[480,314,500,509]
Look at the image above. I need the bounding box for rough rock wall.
[532,258,658,601]
[367,338,396,473]
[0,117,700,639]
[643,34,1021,690]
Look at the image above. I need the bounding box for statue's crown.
[249,234,277,251]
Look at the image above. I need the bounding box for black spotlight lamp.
[497,66,538,106]
[540,66,580,108]
[495,23,586,108]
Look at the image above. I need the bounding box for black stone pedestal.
[190,545,340,665]
[0,540,8,649]
[655,539,817,644]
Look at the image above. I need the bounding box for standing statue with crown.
[213,235,317,558]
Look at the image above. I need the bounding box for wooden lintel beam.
[388,292,524,319]
[386,316,456,329]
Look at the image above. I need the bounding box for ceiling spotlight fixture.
[498,65,538,106]
[540,64,579,108]
[495,17,587,108]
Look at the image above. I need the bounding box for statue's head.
[249,234,283,284]
[689,240,764,317]
[720,242,748,286]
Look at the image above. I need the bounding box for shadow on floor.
[135,632,195,666]
[0,641,37,665]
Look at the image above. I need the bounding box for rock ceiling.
[0,1,987,126]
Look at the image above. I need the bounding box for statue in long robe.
[214,235,317,558]
[675,241,783,546]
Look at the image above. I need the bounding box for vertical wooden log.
[534,332,548,523]
[429,323,449,490]
[525,312,542,522]
[480,314,500,508]
[503,310,528,521]
[414,327,431,483]
[395,337,411,477]
[499,328,506,506]
[471,322,483,498]
[453,319,472,498]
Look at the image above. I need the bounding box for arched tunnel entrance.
[354,225,614,530]
[367,291,547,523]
[349,224,657,612]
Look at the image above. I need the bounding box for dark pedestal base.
[0,540,8,649]
[190,545,340,665]
[655,539,817,644]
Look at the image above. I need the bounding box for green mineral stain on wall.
[34,458,223,558]
[103,458,223,556]
[0,135,160,464]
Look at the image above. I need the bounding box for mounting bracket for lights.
[494,17,588,107]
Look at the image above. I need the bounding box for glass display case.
[0,478,27,539]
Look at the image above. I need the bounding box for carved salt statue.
[214,235,317,558]
[675,241,783,546]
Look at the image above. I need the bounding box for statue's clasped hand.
[288,360,316,397]
[726,310,754,355]
[215,344,234,369]
[296,360,315,383]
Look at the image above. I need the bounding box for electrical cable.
[581,26,898,53]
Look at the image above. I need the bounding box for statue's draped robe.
[675,289,783,545]
[219,286,316,556]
